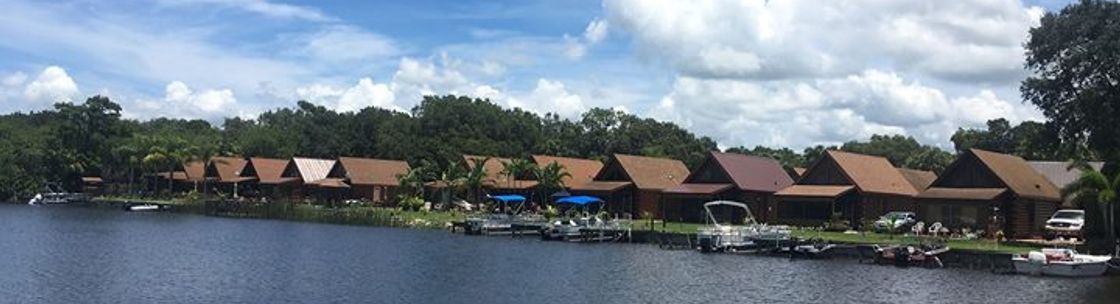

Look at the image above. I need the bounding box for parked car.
[1044,209,1084,239]
[873,211,917,233]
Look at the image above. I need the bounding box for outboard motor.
[894,247,911,267]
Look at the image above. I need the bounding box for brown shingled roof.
[183,160,206,182]
[607,154,689,190]
[968,149,1060,201]
[664,183,734,195]
[336,157,410,186]
[917,187,1007,200]
[569,181,633,192]
[531,155,603,187]
[243,158,294,184]
[206,156,249,183]
[898,168,937,191]
[775,185,856,198]
[824,150,918,196]
[704,152,794,193]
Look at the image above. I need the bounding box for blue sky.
[0,0,1078,149]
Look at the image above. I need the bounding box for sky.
[0,0,1080,150]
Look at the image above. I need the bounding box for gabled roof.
[1028,161,1105,192]
[805,150,919,196]
[898,168,937,192]
[206,156,250,183]
[965,149,1060,201]
[183,160,206,182]
[603,154,689,190]
[697,152,794,193]
[531,155,603,187]
[335,157,410,186]
[285,157,336,183]
[243,158,295,184]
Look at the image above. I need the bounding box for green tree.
[1062,161,1120,254]
[500,158,535,189]
[533,162,571,207]
[463,157,491,203]
[1022,0,1120,162]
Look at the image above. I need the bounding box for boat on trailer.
[695,200,791,253]
[1012,248,1113,277]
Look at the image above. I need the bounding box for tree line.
[0,93,1092,202]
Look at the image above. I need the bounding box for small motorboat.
[785,242,838,259]
[1012,248,1112,277]
[126,204,164,212]
[874,244,950,268]
[696,200,791,253]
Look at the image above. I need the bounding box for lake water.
[1,204,1117,304]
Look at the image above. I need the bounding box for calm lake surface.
[1,204,1118,304]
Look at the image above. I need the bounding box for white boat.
[540,196,626,241]
[127,204,162,212]
[1012,248,1112,277]
[27,192,76,205]
[696,200,791,253]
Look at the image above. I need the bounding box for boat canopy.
[555,195,603,206]
[489,194,527,203]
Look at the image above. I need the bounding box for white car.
[1044,209,1084,239]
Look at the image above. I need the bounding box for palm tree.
[463,157,491,204]
[533,162,571,208]
[141,136,198,195]
[500,158,535,189]
[111,142,143,195]
[436,163,466,205]
[1063,161,1120,255]
[396,165,429,198]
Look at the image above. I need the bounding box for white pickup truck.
[1044,209,1084,239]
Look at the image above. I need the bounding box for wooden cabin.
[239,157,298,201]
[204,156,251,197]
[325,157,410,205]
[153,160,206,193]
[80,176,103,195]
[568,154,689,218]
[280,157,339,203]
[774,150,921,227]
[662,152,794,223]
[916,149,1061,238]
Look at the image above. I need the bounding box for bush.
[398,195,424,212]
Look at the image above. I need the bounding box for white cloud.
[646,70,1042,150]
[159,0,334,22]
[506,79,587,118]
[604,0,1042,82]
[23,66,78,104]
[293,26,398,64]
[564,18,611,60]
[296,78,398,112]
[584,19,609,43]
[2,71,26,87]
[128,81,238,120]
